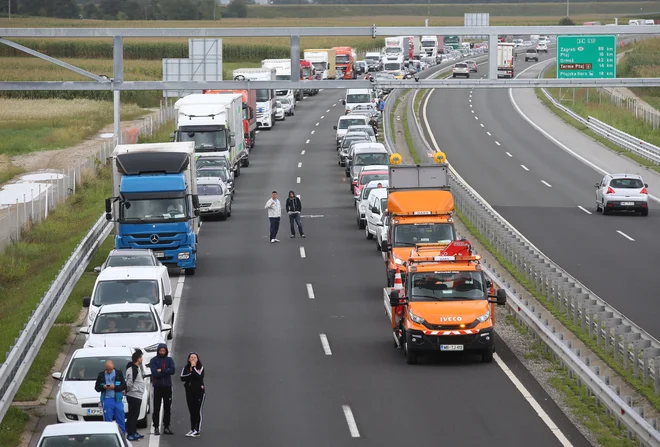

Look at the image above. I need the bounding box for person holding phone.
[94,359,127,434]
[180,352,206,437]
[264,191,281,243]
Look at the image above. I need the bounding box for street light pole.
[566,0,570,18]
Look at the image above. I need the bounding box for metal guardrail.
[383,67,660,445]
[0,214,111,423]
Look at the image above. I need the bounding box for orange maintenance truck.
[384,239,507,364]
[381,163,457,287]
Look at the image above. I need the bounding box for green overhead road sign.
[556,35,616,79]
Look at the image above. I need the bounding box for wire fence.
[0,104,176,251]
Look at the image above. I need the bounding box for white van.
[343,88,376,113]
[83,266,174,337]
[334,114,370,147]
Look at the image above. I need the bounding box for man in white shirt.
[264,191,281,243]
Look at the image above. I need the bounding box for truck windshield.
[336,55,350,64]
[179,129,227,152]
[256,89,271,102]
[365,56,379,62]
[421,41,435,47]
[93,280,159,306]
[275,75,291,81]
[346,94,372,103]
[384,63,400,71]
[312,62,326,71]
[302,67,312,77]
[385,48,400,55]
[120,197,188,223]
[410,271,486,301]
[393,223,455,247]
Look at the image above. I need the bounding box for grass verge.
[0,155,25,185]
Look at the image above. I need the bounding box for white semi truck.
[304,50,330,80]
[497,42,515,78]
[232,67,277,130]
[261,59,304,101]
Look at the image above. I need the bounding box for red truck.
[332,46,356,79]
[203,89,257,151]
[300,59,319,96]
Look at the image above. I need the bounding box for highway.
[422,51,660,340]
[154,87,588,446]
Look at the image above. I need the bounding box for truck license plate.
[620,202,634,206]
[440,345,464,351]
[87,408,103,416]
[154,252,165,258]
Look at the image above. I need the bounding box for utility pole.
[8,0,11,19]
[566,0,569,18]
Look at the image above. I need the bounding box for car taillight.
[606,186,615,194]
[640,187,648,194]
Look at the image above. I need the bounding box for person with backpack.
[125,350,146,441]
[180,352,206,437]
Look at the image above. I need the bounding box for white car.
[275,100,286,121]
[536,42,548,53]
[83,266,173,338]
[357,180,388,229]
[197,165,234,197]
[376,212,389,253]
[80,303,171,365]
[595,173,649,216]
[198,177,232,220]
[37,421,133,447]
[53,347,150,427]
[278,97,295,116]
[365,186,388,240]
[334,115,369,147]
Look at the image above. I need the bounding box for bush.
[558,17,575,25]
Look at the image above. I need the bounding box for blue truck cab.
[106,142,200,275]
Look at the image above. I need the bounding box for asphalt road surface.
[423,50,660,340]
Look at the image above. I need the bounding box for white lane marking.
[469,98,472,102]
[577,205,592,215]
[255,130,260,134]
[326,109,330,112]
[521,165,529,171]
[506,152,512,157]
[319,334,332,355]
[321,115,324,119]
[471,109,475,113]
[508,60,660,205]
[495,354,573,447]
[300,246,306,258]
[616,230,635,241]
[541,180,553,188]
[475,116,479,120]
[480,124,484,128]
[311,130,315,135]
[306,283,315,299]
[342,405,360,438]
[487,131,491,136]
[315,122,319,126]
[333,103,337,107]
[306,139,310,144]
[301,150,306,155]
[470,104,473,108]
[495,141,501,146]
[296,177,301,184]
[298,162,302,168]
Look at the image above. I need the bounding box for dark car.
[366,59,381,72]
[354,61,368,76]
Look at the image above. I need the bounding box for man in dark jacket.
[94,359,127,434]
[285,190,305,238]
[148,344,175,435]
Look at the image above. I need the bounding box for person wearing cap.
[285,190,305,238]
[264,191,281,243]
[180,352,206,438]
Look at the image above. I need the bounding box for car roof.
[72,347,134,359]
[351,142,387,152]
[41,421,122,437]
[347,88,372,94]
[610,173,643,180]
[365,180,390,188]
[360,165,389,172]
[198,166,227,171]
[339,115,368,121]
[108,249,154,257]
[98,303,155,313]
[348,125,371,129]
[197,177,225,186]
[97,266,165,281]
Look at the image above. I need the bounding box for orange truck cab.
[203,89,257,154]
[300,59,320,96]
[381,164,457,287]
[332,46,355,80]
[384,239,507,364]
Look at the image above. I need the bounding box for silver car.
[197,166,234,198]
[452,62,470,78]
[94,249,161,273]
[347,125,376,142]
[595,173,649,216]
[198,179,232,220]
[338,134,370,166]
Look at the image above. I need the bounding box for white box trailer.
[232,67,277,129]
[497,42,515,78]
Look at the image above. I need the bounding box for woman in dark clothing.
[180,352,205,437]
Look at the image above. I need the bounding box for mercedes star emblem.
[150,234,159,243]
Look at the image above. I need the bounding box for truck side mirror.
[341,99,346,105]
[249,107,254,120]
[489,289,507,306]
[389,290,407,307]
[333,125,338,130]
[192,194,200,209]
[169,132,175,142]
[194,209,200,217]
[105,198,112,213]
[229,137,236,147]
[381,242,389,253]
[371,206,379,214]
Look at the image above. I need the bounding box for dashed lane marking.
[306,283,315,299]
[616,230,635,241]
[521,165,529,171]
[541,180,553,188]
[578,206,592,215]
[319,333,332,355]
[300,246,306,258]
[506,151,512,157]
[342,405,360,438]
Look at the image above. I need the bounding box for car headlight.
[476,307,491,323]
[408,309,425,324]
[178,252,190,260]
[144,344,160,352]
[61,392,78,405]
[211,201,223,208]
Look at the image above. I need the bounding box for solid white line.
[315,122,319,126]
[506,151,512,157]
[521,165,529,171]
[616,230,635,241]
[296,177,301,184]
[301,150,306,155]
[326,109,330,112]
[299,246,306,258]
[342,405,360,438]
[306,283,315,299]
[305,139,310,144]
[298,162,302,168]
[577,205,592,215]
[321,115,324,119]
[487,131,491,136]
[495,354,573,447]
[495,141,501,146]
[319,333,332,355]
[311,130,315,135]
[541,180,553,188]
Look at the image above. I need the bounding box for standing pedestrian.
[94,360,127,435]
[285,190,305,238]
[180,352,206,438]
[125,350,146,441]
[378,97,385,117]
[264,191,281,243]
[149,343,175,436]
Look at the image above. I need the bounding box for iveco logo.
[439,317,462,322]
[150,234,159,244]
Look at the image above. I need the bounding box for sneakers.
[186,430,195,437]
[127,434,139,441]
[270,239,275,243]
[301,234,306,238]
[290,234,295,238]
[136,433,145,439]
[163,427,174,435]
[186,430,201,437]
[153,427,160,436]
[274,239,280,242]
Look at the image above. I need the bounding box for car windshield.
[336,55,350,64]
[410,271,486,301]
[279,98,290,105]
[120,197,187,223]
[455,63,467,68]
[198,184,223,195]
[527,50,537,53]
[196,158,228,170]
[360,173,388,185]
[312,62,326,71]
[39,434,122,447]
[198,168,227,182]
[354,153,388,165]
[343,137,367,148]
[610,178,644,188]
[385,47,400,55]
[338,118,367,129]
[380,198,388,212]
[348,127,374,136]
[92,311,158,334]
[93,280,159,306]
[347,94,372,103]
[393,223,456,247]
[106,255,156,268]
[255,89,270,102]
[65,356,130,381]
[178,129,227,152]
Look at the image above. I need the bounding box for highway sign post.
[556,35,617,79]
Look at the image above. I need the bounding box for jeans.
[289,213,304,236]
[103,398,126,434]
[126,396,141,435]
[269,217,280,240]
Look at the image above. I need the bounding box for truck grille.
[125,232,184,248]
